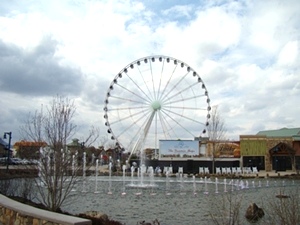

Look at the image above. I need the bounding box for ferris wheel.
[104,55,211,158]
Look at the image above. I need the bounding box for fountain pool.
[62,174,299,225]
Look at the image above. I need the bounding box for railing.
[0,194,91,225]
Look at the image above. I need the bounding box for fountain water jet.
[179,173,186,195]
[165,171,171,196]
[108,162,113,195]
[94,159,99,193]
[121,165,127,196]
[215,177,219,193]
[204,177,209,194]
[193,175,197,195]
[82,152,87,192]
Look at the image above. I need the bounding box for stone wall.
[0,194,91,225]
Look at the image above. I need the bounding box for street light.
[3,132,12,172]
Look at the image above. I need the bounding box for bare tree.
[20,107,44,142]
[207,105,226,174]
[81,126,100,147]
[20,96,77,146]
[210,192,243,225]
[19,95,97,211]
[263,188,300,225]
[36,146,81,211]
[43,96,77,151]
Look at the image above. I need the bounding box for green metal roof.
[257,127,300,137]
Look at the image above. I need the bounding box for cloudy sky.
[0,0,299,147]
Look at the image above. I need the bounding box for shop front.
[269,142,295,171]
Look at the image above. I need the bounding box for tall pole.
[4,132,12,172]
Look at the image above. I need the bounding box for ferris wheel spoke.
[115,83,152,104]
[108,105,149,112]
[161,81,200,103]
[156,60,165,101]
[160,109,197,137]
[149,60,157,100]
[109,108,149,126]
[135,63,155,100]
[157,59,178,100]
[158,110,184,139]
[109,95,146,105]
[124,119,145,146]
[124,71,154,102]
[165,94,207,105]
[157,111,172,140]
[126,127,145,157]
[116,111,149,140]
[160,71,189,102]
[162,107,207,126]
[166,105,207,111]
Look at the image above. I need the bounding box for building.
[66,138,84,155]
[240,128,300,172]
[143,138,240,173]
[0,138,12,158]
[14,141,47,159]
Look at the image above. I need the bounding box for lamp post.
[3,132,12,172]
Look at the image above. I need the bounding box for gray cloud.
[0,37,84,97]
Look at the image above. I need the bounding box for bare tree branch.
[82,126,100,147]
[19,107,44,142]
[207,105,227,174]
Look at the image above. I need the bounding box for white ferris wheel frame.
[103,55,211,159]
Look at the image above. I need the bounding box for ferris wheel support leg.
[128,111,155,164]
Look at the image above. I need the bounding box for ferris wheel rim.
[103,55,211,152]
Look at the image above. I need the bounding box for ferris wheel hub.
[151,100,162,111]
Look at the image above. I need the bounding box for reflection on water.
[62,176,299,225]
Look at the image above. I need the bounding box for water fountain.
[35,150,299,225]
[9,151,300,225]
